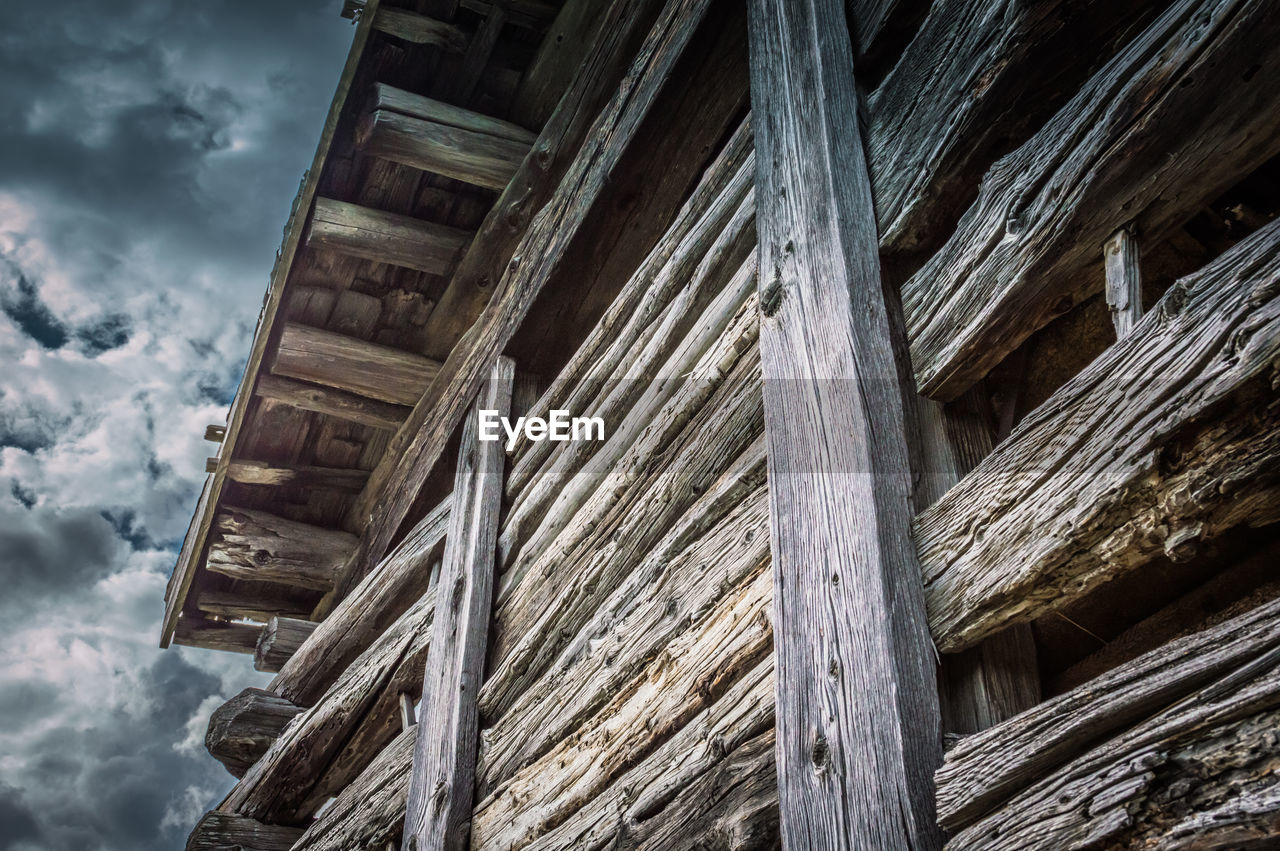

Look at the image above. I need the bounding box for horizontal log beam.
[254,617,318,674]
[271,494,450,707]
[270,323,441,407]
[207,508,356,592]
[372,7,467,50]
[226,459,369,492]
[903,0,1280,399]
[254,374,410,431]
[173,615,260,655]
[368,83,537,144]
[358,109,530,190]
[918,219,1280,651]
[940,598,1280,846]
[206,688,303,778]
[196,589,312,623]
[307,197,471,276]
[187,812,303,851]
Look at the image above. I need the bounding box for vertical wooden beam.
[402,357,514,851]
[1104,226,1143,339]
[748,0,943,847]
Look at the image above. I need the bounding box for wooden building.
[162,0,1280,847]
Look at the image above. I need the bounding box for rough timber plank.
[942,603,1280,847]
[866,0,1162,257]
[173,615,261,655]
[186,812,302,851]
[357,108,531,191]
[160,0,382,647]
[205,687,303,779]
[306,197,471,277]
[1104,226,1143,339]
[903,0,1280,400]
[508,0,613,129]
[270,323,441,407]
[226,459,369,492]
[402,358,514,851]
[206,508,355,591]
[272,495,450,707]
[348,0,721,583]
[372,7,467,50]
[748,0,942,846]
[917,219,1280,652]
[368,83,537,144]
[196,589,311,623]
[254,374,410,431]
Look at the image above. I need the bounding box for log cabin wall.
[167,0,1280,848]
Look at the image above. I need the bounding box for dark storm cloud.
[0,2,349,849]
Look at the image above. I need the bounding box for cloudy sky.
[0,2,353,847]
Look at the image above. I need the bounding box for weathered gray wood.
[903,0,1280,399]
[508,0,612,129]
[357,108,531,191]
[196,589,311,623]
[271,495,450,707]
[206,508,355,591]
[398,692,416,731]
[223,591,437,823]
[946,626,1280,847]
[205,687,303,778]
[204,424,226,442]
[270,323,441,407]
[866,0,1162,257]
[186,812,303,851]
[307,197,471,276]
[173,615,261,655]
[749,0,941,846]
[226,459,369,492]
[347,0,723,588]
[1104,226,1143,339]
[373,7,467,50]
[402,357,514,851]
[253,617,318,674]
[937,596,1280,831]
[291,727,416,851]
[917,218,1280,652]
[369,83,536,145]
[254,374,410,431]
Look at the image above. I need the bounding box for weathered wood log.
[357,107,532,190]
[503,117,754,499]
[472,566,774,849]
[253,617,317,674]
[917,218,1280,652]
[403,358,514,851]
[749,0,942,846]
[479,478,770,793]
[204,424,225,442]
[254,374,410,431]
[944,615,1280,847]
[372,7,467,50]
[307,197,471,276]
[367,84,537,145]
[173,615,260,655]
[270,323,441,407]
[225,459,369,492]
[291,727,415,851]
[346,0,721,578]
[186,812,303,851]
[1104,226,1143,339]
[937,596,1280,831]
[484,340,764,718]
[271,494,450,707]
[206,508,354,591]
[866,0,1162,257]
[903,0,1280,399]
[498,250,757,588]
[196,589,311,623]
[509,0,613,129]
[206,688,303,778]
[224,591,437,823]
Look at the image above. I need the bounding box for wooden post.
[748,0,943,847]
[402,357,514,851]
[1104,226,1143,338]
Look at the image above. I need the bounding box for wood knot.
[761,278,784,317]
[811,733,830,772]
